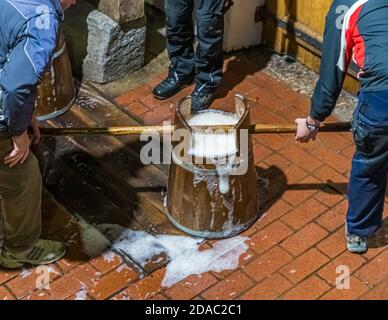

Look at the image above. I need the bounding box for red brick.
[280,223,328,256]
[316,201,347,232]
[89,265,139,300]
[287,91,311,114]
[254,133,288,151]
[254,199,292,229]
[281,175,320,207]
[211,249,256,280]
[360,278,388,300]
[67,289,91,300]
[280,145,322,173]
[66,263,102,287]
[0,286,14,300]
[140,94,163,110]
[253,143,273,164]
[320,276,370,300]
[241,223,260,237]
[250,104,288,125]
[121,101,150,117]
[295,139,321,154]
[243,247,293,282]
[311,145,350,174]
[317,251,366,286]
[201,271,254,300]
[0,270,18,285]
[241,273,292,300]
[90,251,123,274]
[115,85,152,107]
[48,263,101,300]
[253,72,276,88]
[281,198,328,229]
[226,58,259,79]
[212,94,236,112]
[263,153,291,171]
[147,75,165,89]
[313,166,348,195]
[318,132,352,151]
[6,265,61,299]
[355,250,388,286]
[115,268,165,300]
[342,144,356,159]
[340,131,353,141]
[141,101,174,125]
[249,221,293,254]
[164,273,218,300]
[364,248,387,262]
[282,164,309,185]
[281,276,331,300]
[316,228,347,258]
[314,187,345,208]
[25,290,52,300]
[280,248,329,284]
[55,249,85,273]
[157,70,169,80]
[149,293,169,300]
[275,105,307,123]
[234,77,257,94]
[247,87,283,114]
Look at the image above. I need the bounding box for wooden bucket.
[34,27,75,121]
[166,94,259,239]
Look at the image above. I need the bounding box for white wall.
[223,0,265,52]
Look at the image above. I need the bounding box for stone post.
[83,0,146,83]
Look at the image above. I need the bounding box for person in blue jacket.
[0,0,76,269]
[295,0,388,253]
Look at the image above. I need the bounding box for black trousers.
[165,0,224,92]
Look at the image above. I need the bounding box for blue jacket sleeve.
[310,2,350,122]
[0,15,59,136]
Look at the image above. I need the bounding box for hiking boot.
[191,88,217,112]
[0,239,67,269]
[346,233,368,253]
[153,73,195,100]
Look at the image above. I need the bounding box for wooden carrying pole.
[39,122,352,136]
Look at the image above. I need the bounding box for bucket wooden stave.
[34,27,75,121]
[166,94,259,239]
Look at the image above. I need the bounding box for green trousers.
[0,133,42,254]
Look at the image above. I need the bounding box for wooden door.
[262,0,359,93]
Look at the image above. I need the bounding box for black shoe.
[191,88,217,112]
[153,74,194,100]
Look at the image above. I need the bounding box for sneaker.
[153,73,195,100]
[191,89,217,112]
[0,239,67,269]
[346,232,368,253]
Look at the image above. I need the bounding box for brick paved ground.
[0,56,387,300]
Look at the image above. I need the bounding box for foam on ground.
[98,224,249,288]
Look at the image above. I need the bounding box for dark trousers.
[165,0,224,92]
[0,133,42,253]
[347,91,388,237]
